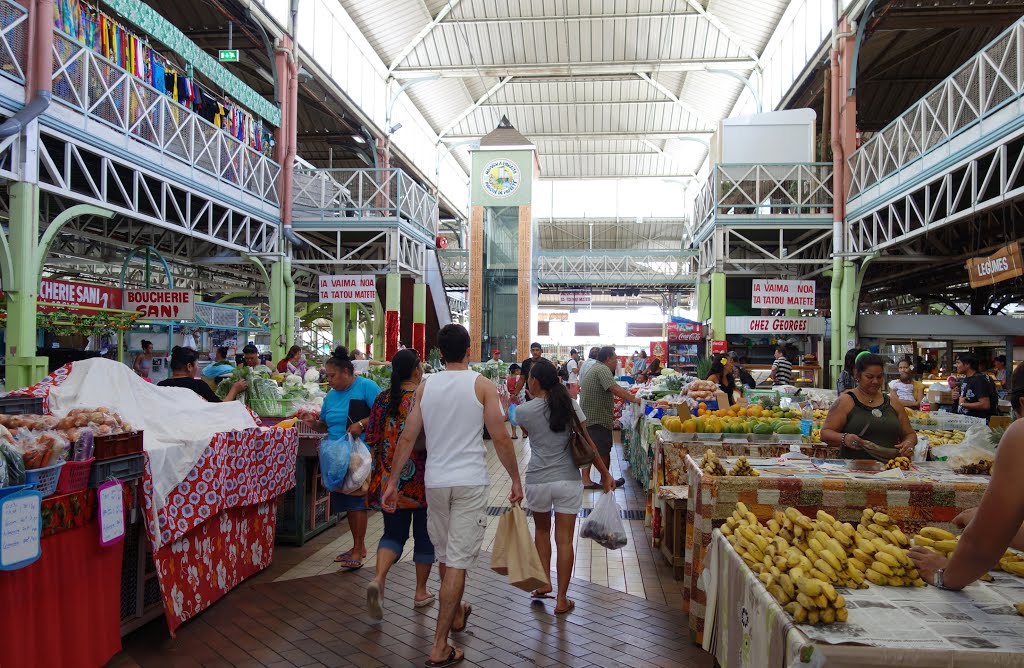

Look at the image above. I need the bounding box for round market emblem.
[482,159,521,198]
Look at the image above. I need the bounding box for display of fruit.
[701,450,727,476]
[729,456,760,477]
[885,457,911,471]
[915,429,966,446]
[953,461,992,475]
[1015,602,1024,616]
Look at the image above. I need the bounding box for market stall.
[682,454,991,643]
[2,359,298,640]
[701,523,1024,667]
[725,315,825,388]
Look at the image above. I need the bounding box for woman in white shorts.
[515,358,615,614]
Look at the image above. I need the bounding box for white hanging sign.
[318,275,377,303]
[124,290,196,320]
[0,489,41,570]
[751,280,816,309]
[726,316,826,335]
[97,481,126,547]
[559,291,592,306]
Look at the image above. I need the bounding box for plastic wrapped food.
[0,441,24,487]
[579,492,628,550]
[340,436,372,494]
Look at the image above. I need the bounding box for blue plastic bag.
[508,403,518,427]
[319,435,351,492]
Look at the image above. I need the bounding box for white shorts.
[425,485,489,570]
[526,480,584,516]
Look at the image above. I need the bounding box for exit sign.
[219,49,240,62]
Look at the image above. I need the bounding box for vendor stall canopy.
[339,0,793,180]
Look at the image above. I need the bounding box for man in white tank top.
[384,324,523,667]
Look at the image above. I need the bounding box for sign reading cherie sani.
[124,290,195,320]
[751,280,815,308]
[318,275,377,303]
[965,242,1023,289]
[38,279,122,313]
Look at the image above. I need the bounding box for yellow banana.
[870,561,894,577]
[821,607,836,624]
[856,538,877,555]
[919,527,955,541]
[865,569,888,585]
[779,573,795,598]
[836,607,848,622]
[814,594,828,609]
[808,538,826,555]
[913,535,935,547]
[810,567,832,583]
[820,582,837,602]
[796,576,822,596]
[759,571,774,587]
[833,531,853,548]
[784,602,807,623]
[768,583,789,605]
[820,551,842,573]
[807,609,820,625]
[833,593,845,608]
[796,592,817,610]
[933,540,958,555]
[874,552,899,570]
[815,559,838,580]
[848,558,866,573]
[817,510,836,525]
[873,512,892,525]
[736,502,749,516]
[890,528,909,547]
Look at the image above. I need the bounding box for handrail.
[48,29,281,207]
[536,253,696,283]
[692,162,835,229]
[848,17,1024,199]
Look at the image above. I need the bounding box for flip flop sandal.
[554,600,576,615]
[583,483,602,490]
[424,646,464,668]
[366,581,383,620]
[530,590,554,599]
[451,603,473,633]
[414,594,436,608]
[336,558,363,571]
[334,550,360,563]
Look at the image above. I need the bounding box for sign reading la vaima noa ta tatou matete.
[318,275,377,303]
[751,279,816,309]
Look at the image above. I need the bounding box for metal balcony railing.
[848,17,1024,199]
[437,249,469,281]
[536,253,696,285]
[0,0,27,84]
[693,163,834,230]
[49,30,281,207]
[292,168,440,239]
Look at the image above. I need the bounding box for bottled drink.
[800,403,814,438]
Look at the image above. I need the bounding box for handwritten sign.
[0,489,42,570]
[97,481,125,547]
[751,280,816,309]
[318,275,378,303]
[124,289,196,320]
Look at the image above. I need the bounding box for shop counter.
[701,530,1024,667]
[683,455,990,643]
[0,487,124,668]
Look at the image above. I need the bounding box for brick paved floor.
[111,431,709,667]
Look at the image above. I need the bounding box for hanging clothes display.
[53,0,273,155]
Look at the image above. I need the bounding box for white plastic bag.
[340,434,372,494]
[580,492,628,550]
[931,424,994,468]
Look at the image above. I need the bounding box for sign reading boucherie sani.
[124,290,195,320]
[751,280,816,308]
[318,275,377,303]
[727,316,825,335]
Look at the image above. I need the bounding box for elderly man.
[579,346,640,489]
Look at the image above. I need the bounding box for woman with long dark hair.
[362,349,435,619]
[706,356,739,406]
[304,346,380,569]
[836,348,861,394]
[516,358,614,615]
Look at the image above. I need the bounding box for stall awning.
[860,315,1022,340]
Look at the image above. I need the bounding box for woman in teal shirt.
[310,347,381,570]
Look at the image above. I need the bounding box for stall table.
[0,487,125,668]
[701,530,1024,667]
[276,432,338,546]
[683,455,990,643]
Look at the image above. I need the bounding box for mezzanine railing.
[847,17,1024,200]
[292,167,439,238]
[536,252,696,286]
[49,29,280,206]
[692,163,834,230]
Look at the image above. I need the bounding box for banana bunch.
[729,456,760,477]
[852,508,924,587]
[916,429,966,446]
[912,526,958,558]
[701,450,727,476]
[885,457,912,471]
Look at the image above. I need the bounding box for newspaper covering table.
[701,530,1024,668]
[684,455,991,643]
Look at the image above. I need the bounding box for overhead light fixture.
[352,134,366,144]
[388,123,403,135]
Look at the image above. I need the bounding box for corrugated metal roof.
[340,0,793,180]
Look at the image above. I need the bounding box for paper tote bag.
[490,506,549,592]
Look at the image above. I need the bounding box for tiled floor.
[112,429,705,667]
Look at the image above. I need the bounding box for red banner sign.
[710,340,728,355]
[668,321,703,342]
[649,341,668,366]
[38,279,122,313]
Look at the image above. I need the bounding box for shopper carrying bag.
[490,505,548,592]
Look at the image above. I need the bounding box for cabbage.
[283,374,303,388]
[250,365,272,378]
[304,382,323,397]
[304,369,320,383]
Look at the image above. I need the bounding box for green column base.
[5,356,50,391]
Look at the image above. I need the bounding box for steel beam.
[392,59,755,78]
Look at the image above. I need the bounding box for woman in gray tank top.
[821,353,917,461]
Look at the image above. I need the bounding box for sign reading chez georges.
[481,158,521,198]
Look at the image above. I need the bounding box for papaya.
[777,424,802,435]
[753,422,774,435]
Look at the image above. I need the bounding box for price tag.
[0,488,42,570]
[97,481,125,547]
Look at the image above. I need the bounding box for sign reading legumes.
[318,275,378,303]
[751,279,816,309]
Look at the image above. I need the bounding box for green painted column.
[371,298,383,358]
[269,260,287,362]
[4,183,48,389]
[841,260,858,352]
[697,281,710,323]
[384,272,401,361]
[710,272,726,341]
[284,257,295,353]
[829,262,843,382]
[332,303,347,349]
[412,282,426,358]
[348,303,358,350]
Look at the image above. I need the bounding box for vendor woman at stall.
[820,352,916,460]
[909,364,1024,590]
[706,356,739,406]
[159,346,247,402]
[303,346,381,570]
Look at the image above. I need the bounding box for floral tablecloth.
[683,455,990,644]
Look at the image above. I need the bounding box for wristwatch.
[933,568,947,589]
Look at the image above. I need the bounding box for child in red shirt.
[506,363,521,439]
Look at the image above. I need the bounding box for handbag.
[567,410,596,468]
